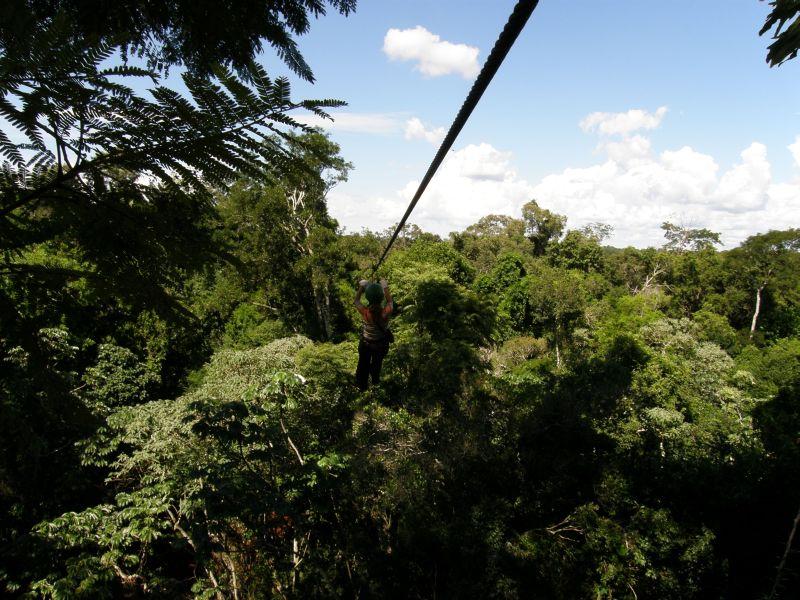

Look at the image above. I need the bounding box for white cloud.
[294,112,447,144]
[383,26,480,79]
[295,112,402,134]
[789,135,800,168]
[404,117,445,145]
[711,143,770,212]
[329,140,799,248]
[327,105,799,248]
[599,135,652,167]
[330,143,533,235]
[531,138,798,248]
[580,106,668,136]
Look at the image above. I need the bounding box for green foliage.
[452,214,530,273]
[661,222,722,252]
[82,344,159,412]
[32,336,359,596]
[0,3,356,594]
[664,248,726,317]
[9,215,800,598]
[604,246,664,295]
[1,29,348,332]
[2,4,800,593]
[473,252,526,312]
[549,229,606,273]
[210,132,354,341]
[692,309,738,353]
[490,335,548,373]
[590,293,665,349]
[385,265,493,405]
[295,340,357,389]
[510,503,717,599]
[385,239,475,286]
[737,337,800,397]
[499,263,587,365]
[579,221,614,242]
[473,252,528,340]
[724,229,800,337]
[1,0,357,80]
[759,0,800,67]
[522,199,567,256]
[222,303,288,349]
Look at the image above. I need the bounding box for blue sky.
[5,2,794,247]
[262,0,798,248]
[87,1,796,247]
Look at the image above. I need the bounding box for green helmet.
[365,283,384,304]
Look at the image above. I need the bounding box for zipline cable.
[369,0,540,276]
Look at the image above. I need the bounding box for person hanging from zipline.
[349,1,536,389]
[354,278,394,391]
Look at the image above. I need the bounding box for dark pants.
[356,339,388,391]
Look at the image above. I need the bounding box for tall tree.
[726,229,800,339]
[522,200,567,256]
[0,4,354,589]
[214,132,353,340]
[504,265,587,367]
[661,222,722,253]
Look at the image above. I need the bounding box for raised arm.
[354,279,368,316]
[380,278,393,317]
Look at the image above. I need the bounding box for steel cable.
[369,0,540,276]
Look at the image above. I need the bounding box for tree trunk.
[291,537,300,591]
[750,284,765,340]
[769,500,800,599]
[312,281,332,340]
[320,282,332,339]
[554,325,562,369]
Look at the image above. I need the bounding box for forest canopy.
[1,1,799,598]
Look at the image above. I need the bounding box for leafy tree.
[521,200,567,256]
[589,293,665,353]
[663,247,726,317]
[725,229,800,339]
[473,252,526,299]
[490,335,548,373]
[451,214,530,272]
[221,303,289,349]
[382,222,443,248]
[383,239,475,287]
[0,38,346,325]
[509,503,718,599]
[604,246,666,296]
[692,308,738,353]
[0,4,353,593]
[503,265,587,367]
[579,221,614,242]
[211,131,354,340]
[30,336,359,596]
[82,344,159,412]
[549,229,606,273]
[472,252,527,341]
[737,337,800,397]
[661,222,722,252]
[383,250,491,405]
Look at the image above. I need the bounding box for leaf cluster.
[2,0,357,80]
